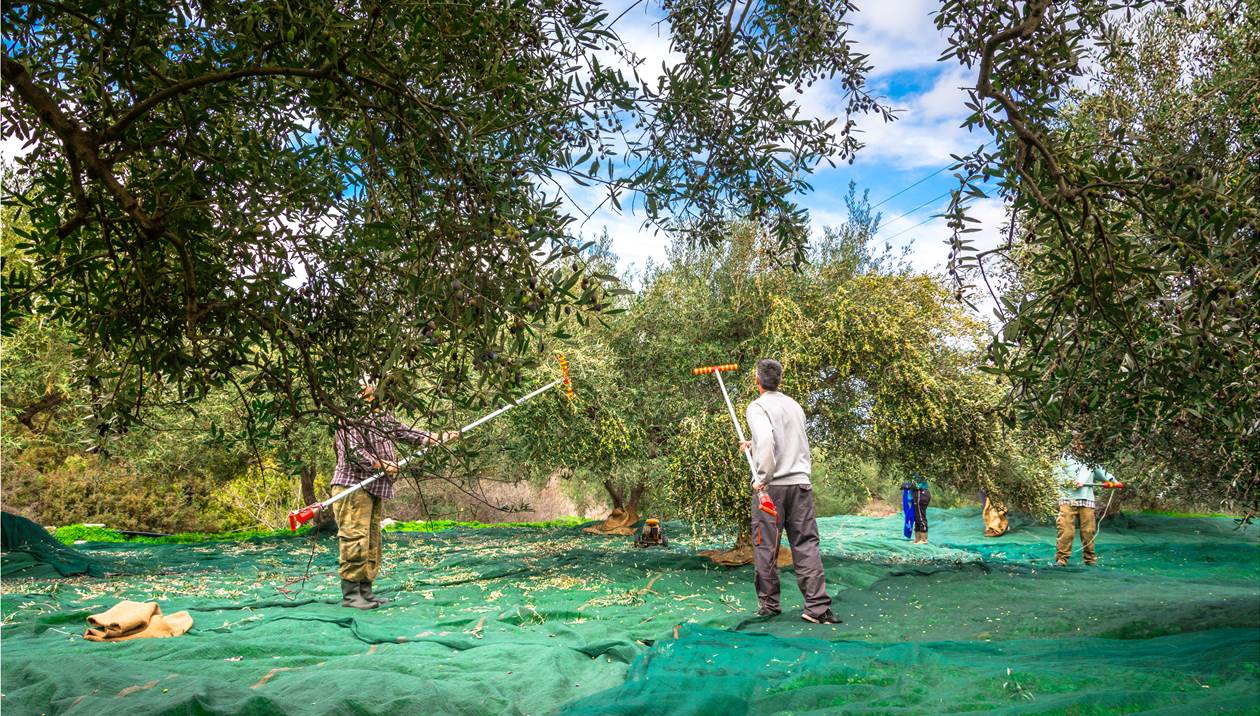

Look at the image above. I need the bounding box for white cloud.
[539,163,668,278]
[772,5,985,172]
[1,97,35,166]
[891,195,1007,275]
[612,6,681,86]
[895,195,1009,324]
[586,207,669,277]
[778,67,985,173]
[850,66,985,171]
[848,0,949,76]
[557,3,1000,279]
[802,192,1010,323]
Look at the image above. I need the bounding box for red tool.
[692,363,779,517]
[289,354,574,530]
[1068,480,1126,490]
[757,490,778,518]
[289,505,320,531]
[557,353,575,401]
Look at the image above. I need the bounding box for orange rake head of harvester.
[692,363,739,376]
[557,353,575,401]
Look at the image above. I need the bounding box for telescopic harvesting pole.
[692,364,759,486]
[288,354,575,530]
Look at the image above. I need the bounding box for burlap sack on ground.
[583,507,639,536]
[983,496,1009,537]
[84,600,192,642]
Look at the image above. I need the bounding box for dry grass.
[387,473,609,524]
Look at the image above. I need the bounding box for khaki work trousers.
[1055,503,1097,565]
[332,487,383,582]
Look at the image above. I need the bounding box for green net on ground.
[2,508,1257,715]
[1,512,109,579]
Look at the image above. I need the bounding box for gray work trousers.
[752,483,832,617]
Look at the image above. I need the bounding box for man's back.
[744,358,837,623]
[746,390,811,486]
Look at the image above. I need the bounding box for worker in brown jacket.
[331,381,458,609]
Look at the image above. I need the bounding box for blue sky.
[582,0,1007,284]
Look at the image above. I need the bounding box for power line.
[868,164,949,211]
[876,189,951,233]
[881,207,948,243]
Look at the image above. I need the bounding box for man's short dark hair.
[756,359,783,391]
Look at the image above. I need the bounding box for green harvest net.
[1,508,1257,715]
[1,512,109,579]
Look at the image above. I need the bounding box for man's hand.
[1074,481,1084,489]
[738,440,752,454]
[372,460,399,475]
[752,481,765,492]
[441,430,461,443]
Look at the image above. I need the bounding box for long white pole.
[314,379,561,510]
[712,369,759,486]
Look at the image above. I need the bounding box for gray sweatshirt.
[745,391,812,486]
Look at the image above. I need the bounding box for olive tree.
[938,0,1258,510]
[1,0,891,442]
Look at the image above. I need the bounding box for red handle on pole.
[288,505,320,531]
[758,490,778,518]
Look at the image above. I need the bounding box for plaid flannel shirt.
[332,412,434,499]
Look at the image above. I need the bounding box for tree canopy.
[1,0,889,437]
[4,0,1255,528]
[939,0,1258,508]
[502,201,1057,538]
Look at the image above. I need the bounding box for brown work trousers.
[332,487,384,582]
[752,483,832,618]
[1055,503,1097,565]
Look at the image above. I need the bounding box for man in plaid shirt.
[1053,433,1115,566]
[332,381,458,609]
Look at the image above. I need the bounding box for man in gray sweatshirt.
[740,359,840,624]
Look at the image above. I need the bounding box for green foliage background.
[3,0,1252,534]
[498,194,1059,539]
[939,1,1258,510]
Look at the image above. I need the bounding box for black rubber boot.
[360,581,389,605]
[801,609,843,624]
[341,579,379,610]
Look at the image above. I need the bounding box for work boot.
[801,609,843,625]
[755,606,781,618]
[340,579,379,610]
[360,581,389,605]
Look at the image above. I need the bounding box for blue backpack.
[901,481,914,539]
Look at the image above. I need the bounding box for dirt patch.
[117,680,159,698]
[859,498,899,517]
[389,473,608,523]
